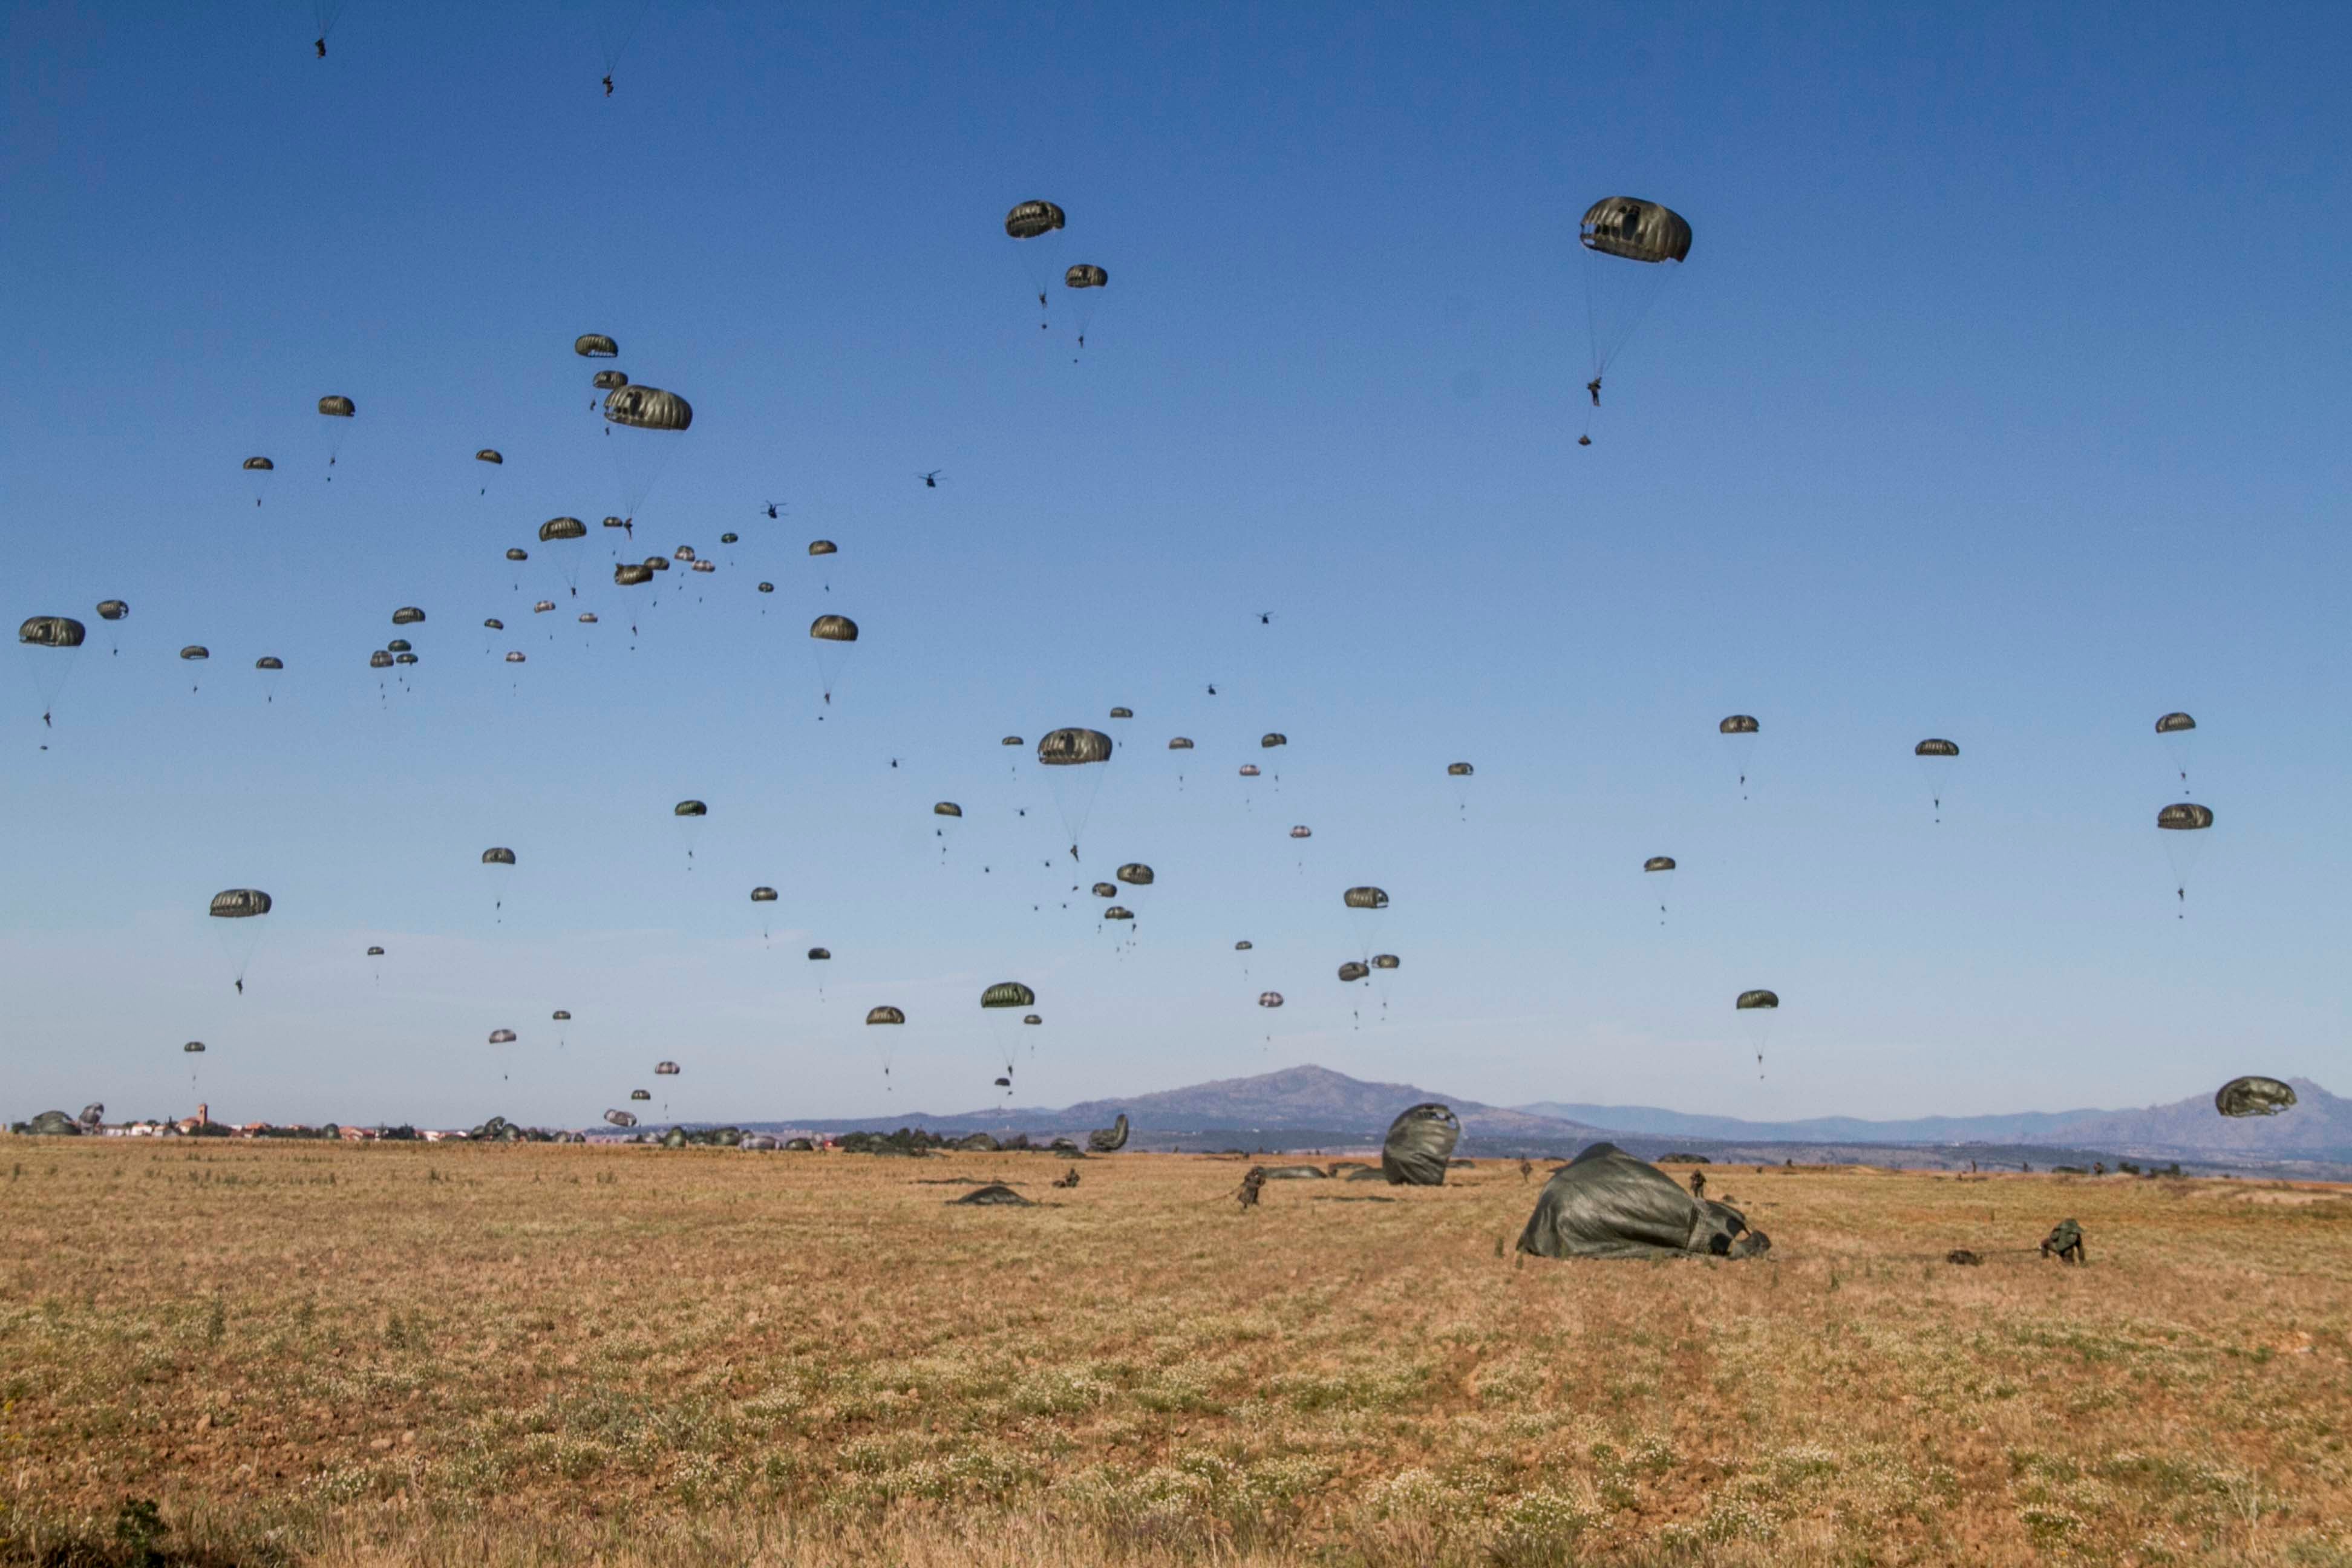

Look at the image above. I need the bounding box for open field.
[4,1140,2351,1566]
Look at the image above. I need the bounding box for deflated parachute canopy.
[1005,200,1066,239]
[1579,198,1694,264]
[2215,1076,2296,1118]
[1039,728,1112,765]
[209,889,272,918]
[1519,1143,1768,1260]
[865,1005,904,1025]
[604,385,692,431]
[575,334,619,358]
[1381,1103,1461,1186]
[1086,1112,1129,1152]
[981,982,1036,1009]
[539,516,587,541]
[19,616,85,648]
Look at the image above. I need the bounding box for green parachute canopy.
[809,614,858,642]
[318,395,355,417]
[2158,803,2213,831]
[1448,761,1474,776]
[1038,728,1112,765]
[808,540,837,556]
[1518,1143,1769,1261]
[96,601,128,621]
[750,886,777,902]
[476,449,503,465]
[1579,198,1693,264]
[2156,711,2197,734]
[392,607,425,625]
[1258,990,1284,1007]
[593,369,629,390]
[242,456,273,471]
[1004,200,1065,239]
[1065,264,1108,289]
[1338,961,1370,983]
[1168,737,1194,750]
[2215,1076,2296,1118]
[1736,989,1779,1011]
[807,947,831,961]
[865,1005,904,1025]
[209,889,272,918]
[1381,1103,1460,1186]
[603,385,693,431]
[1343,886,1389,910]
[1644,856,1676,872]
[1719,714,1759,735]
[981,982,1036,1009]
[933,802,962,817]
[1109,706,1133,719]
[673,800,707,818]
[575,334,619,358]
[18,616,85,648]
[482,847,515,865]
[255,656,282,670]
[539,516,587,541]
[1915,739,1959,757]
[1116,863,1154,886]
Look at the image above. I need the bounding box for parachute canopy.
[242,457,273,472]
[1258,991,1284,1008]
[1116,863,1154,886]
[865,1005,904,1025]
[504,651,524,663]
[18,616,85,648]
[1109,706,1133,719]
[506,548,529,561]
[370,651,393,668]
[184,1040,205,1053]
[476,449,503,465]
[655,1060,680,1075]
[2215,1076,2296,1118]
[96,601,128,621]
[808,540,837,557]
[750,886,777,902]
[933,802,962,817]
[209,889,272,918]
[2158,803,2214,831]
[615,563,654,586]
[255,656,283,670]
[482,847,516,865]
[673,800,707,818]
[1736,989,1779,1011]
[1518,1143,1768,1261]
[1004,200,1065,239]
[1644,856,1676,872]
[1238,764,1261,777]
[1168,737,1194,750]
[366,946,385,956]
[1578,198,1693,264]
[1372,953,1400,970]
[483,618,504,630]
[552,1010,570,1021]
[592,368,629,390]
[1001,736,1024,747]
[1038,728,1112,765]
[757,582,774,593]
[603,385,693,431]
[605,1109,638,1128]
[809,614,858,642]
[539,517,587,542]
[2156,711,2197,734]
[1381,1103,1461,1186]
[1915,739,1959,757]
[1065,264,1108,289]
[387,639,412,652]
[318,395,355,417]
[1091,882,1118,898]
[1289,825,1312,839]
[1719,714,1759,735]
[1448,762,1474,777]
[630,1089,651,1100]
[981,982,1036,1009]
[807,947,831,961]
[1103,906,1133,921]
[1260,733,1287,748]
[1338,961,1370,983]
[1234,940,1253,951]
[392,607,426,625]
[1343,886,1389,910]
[488,1029,516,1044]
[575,334,619,358]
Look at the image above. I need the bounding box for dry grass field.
[4,1139,2351,1566]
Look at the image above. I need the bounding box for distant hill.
[1521,1078,2350,1160]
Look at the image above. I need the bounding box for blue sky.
[4,2,2347,1128]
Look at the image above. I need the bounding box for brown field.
[4,1140,2351,1566]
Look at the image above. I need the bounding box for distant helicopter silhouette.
[1256,611,1275,626]
[918,471,944,489]
[760,501,785,519]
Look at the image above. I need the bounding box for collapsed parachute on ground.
[2215,1076,2296,1118]
[1381,1103,1460,1186]
[575,334,619,358]
[1086,1112,1129,1152]
[604,385,692,431]
[1518,1143,1768,1261]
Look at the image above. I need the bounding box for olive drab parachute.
[1372,954,1399,970]
[866,1005,904,1024]
[1066,264,1107,288]
[1258,991,1284,1007]
[719,532,738,545]
[1910,738,1960,822]
[690,560,714,574]
[1063,264,1108,353]
[539,517,587,541]
[809,948,831,961]
[1644,855,1676,922]
[1103,906,1132,921]
[655,1060,680,1076]
[1261,733,1287,748]
[392,607,426,626]
[552,1010,570,1021]
[1235,940,1253,950]
[630,1088,651,1101]
[488,1028,517,1044]
[808,540,837,555]
[673,546,696,563]
[318,396,354,416]
[1091,882,1118,898]
[2156,711,2197,793]
[396,653,417,665]
[1736,989,1779,1077]
[605,1109,638,1128]
[750,886,777,901]
[1343,887,1389,910]
[981,982,1036,1009]
[504,651,525,663]
[601,385,693,528]
[242,455,275,506]
[1036,728,1114,860]
[593,368,629,390]
[1169,736,1194,749]
[1005,200,1067,326]
[96,601,128,621]
[1116,863,1154,886]
[387,639,412,653]
[1238,763,1260,777]
[1447,762,1474,776]
[757,581,774,593]
[2215,1076,2296,1118]
[1720,714,1760,798]
[575,335,619,358]
[476,449,502,465]
[2158,802,2214,915]
[18,615,87,730]
[615,563,654,586]
[370,650,393,668]
[243,456,273,470]
[185,1040,205,1051]
[808,614,858,708]
[1024,1014,1042,1025]
[483,618,503,630]
[255,656,282,669]
[934,802,962,816]
[1381,1103,1461,1186]
[1290,826,1312,838]
[506,548,529,561]
[208,888,273,992]
[366,946,385,956]
[603,385,691,431]
[1575,197,1691,442]
[673,800,708,866]
[1338,960,1370,983]
[864,1004,904,1087]
[1109,706,1133,720]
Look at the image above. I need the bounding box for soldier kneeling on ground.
[2039,1218,2086,1265]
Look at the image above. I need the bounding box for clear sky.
[4,2,2347,1129]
